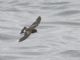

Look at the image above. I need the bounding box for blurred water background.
[0,0,80,60]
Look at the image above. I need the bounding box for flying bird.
[19,16,41,42]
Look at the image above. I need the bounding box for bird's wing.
[29,16,41,29]
[19,31,31,42]
[20,27,28,34]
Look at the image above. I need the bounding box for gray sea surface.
[0,0,80,60]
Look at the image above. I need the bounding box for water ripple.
[41,21,80,26]
[55,10,80,16]
[0,56,20,60]
[12,45,49,49]
[0,8,21,12]
[42,2,70,5]
[0,33,17,40]
[60,50,80,57]
[15,2,30,6]
[19,52,46,55]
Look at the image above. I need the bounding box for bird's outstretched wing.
[19,31,31,42]
[20,27,28,34]
[29,16,41,29]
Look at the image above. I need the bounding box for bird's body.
[19,16,41,42]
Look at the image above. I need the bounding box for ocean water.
[0,0,80,60]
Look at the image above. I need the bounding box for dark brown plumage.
[19,16,41,42]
